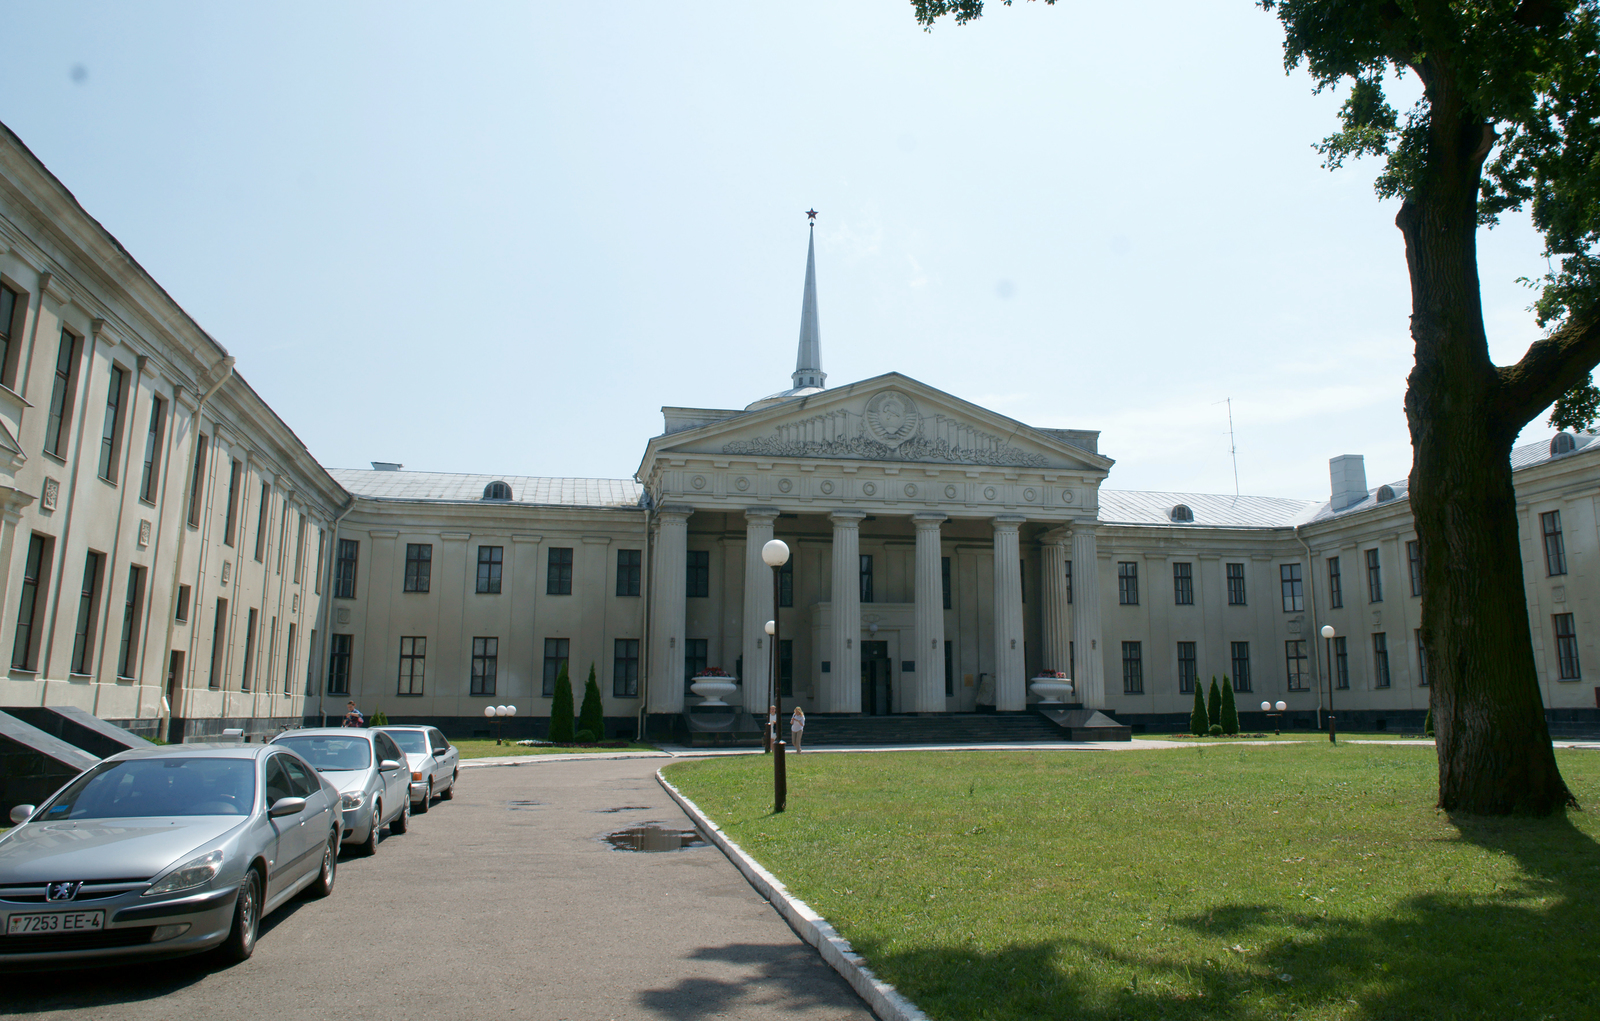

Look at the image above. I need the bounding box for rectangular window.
[1285,640,1309,690]
[542,638,570,696]
[1280,563,1304,612]
[97,365,126,482]
[326,633,351,695]
[616,549,642,597]
[1020,559,1026,604]
[1117,561,1138,605]
[403,543,432,592]
[138,396,165,503]
[1366,548,1383,602]
[613,638,640,697]
[284,623,297,695]
[44,328,78,457]
[942,556,952,610]
[314,529,325,594]
[1173,562,1193,605]
[11,534,50,670]
[1416,628,1429,687]
[1555,614,1581,680]
[1065,560,1072,604]
[683,549,709,598]
[1121,641,1143,694]
[240,608,259,691]
[1226,563,1247,605]
[254,482,270,562]
[305,629,316,695]
[1542,512,1567,577]
[335,538,358,598]
[1328,555,1343,609]
[1333,635,1349,689]
[1373,632,1391,688]
[1177,641,1197,693]
[175,584,191,623]
[471,637,499,696]
[223,458,242,547]
[779,558,794,608]
[859,554,874,604]
[0,282,18,387]
[187,434,208,528]
[477,545,503,594]
[944,639,954,697]
[294,515,307,584]
[265,617,278,692]
[1230,641,1252,692]
[277,503,289,576]
[398,636,426,695]
[548,547,574,595]
[209,598,230,689]
[683,638,708,693]
[70,551,103,674]
[779,638,793,698]
[1407,539,1424,595]
[117,566,146,678]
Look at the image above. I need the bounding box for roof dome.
[744,385,825,412]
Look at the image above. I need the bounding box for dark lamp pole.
[762,539,791,813]
[1321,624,1337,744]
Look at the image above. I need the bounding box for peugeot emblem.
[45,881,81,902]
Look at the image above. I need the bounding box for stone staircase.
[795,712,1069,747]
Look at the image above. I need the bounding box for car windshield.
[41,757,256,819]
[382,730,429,755]
[274,735,371,771]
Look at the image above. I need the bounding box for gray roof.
[1098,490,1321,529]
[330,469,644,509]
[1511,430,1600,470]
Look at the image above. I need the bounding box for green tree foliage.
[550,661,576,743]
[1426,707,1436,737]
[370,710,388,726]
[1220,681,1240,736]
[1190,682,1209,736]
[579,663,605,741]
[1208,677,1223,731]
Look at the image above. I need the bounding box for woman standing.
[790,706,805,752]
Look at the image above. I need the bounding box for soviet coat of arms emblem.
[865,390,920,448]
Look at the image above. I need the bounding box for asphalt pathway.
[7,756,874,1021]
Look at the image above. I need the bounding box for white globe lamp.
[761,539,790,568]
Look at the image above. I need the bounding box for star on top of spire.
[806,208,818,223]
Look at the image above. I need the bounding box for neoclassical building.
[3,120,1598,743]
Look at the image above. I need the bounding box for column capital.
[657,504,695,521]
[1041,525,1071,546]
[991,514,1026,531]
[829,510,868,525]
[912,512,947,528]
[744,506,780,523]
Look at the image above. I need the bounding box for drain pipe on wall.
[314,496,356,727]
[637,494,654,743]
[1294,524,1324,729]
[158,355,234,740]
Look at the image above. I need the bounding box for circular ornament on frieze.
[863,482,878,496]
[1024,488,1037,501]
[864,390,921,448]
[1061,489,1075,504]
[778,478,793,493]
[691,475,707,490]
[904,483,918,497]
[821,480,836,495]
[945,485,959,499]
[984,486,997,500]
[735,476,750,491]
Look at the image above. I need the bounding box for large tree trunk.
[1400,87,1576,816]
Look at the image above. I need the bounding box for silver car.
[270,729,410,855]
[0,744,340,967]
[376,726,460,812]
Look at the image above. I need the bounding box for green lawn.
[665,744,1600,1021]
[452,739,658,760]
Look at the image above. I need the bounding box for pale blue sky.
[0,2,1556,501]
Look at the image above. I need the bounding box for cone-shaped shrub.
[1220,679,1240,735]
[1190,683,1208,736]
[579,663,605,741]
[1207,677,1223,730]
[1425,707,1435,737]
[549,661,576,743]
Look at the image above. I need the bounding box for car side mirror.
[379,759,402,772]
[9,804,34,825]
[269,796,307,818]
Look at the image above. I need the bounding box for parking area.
[7,756,872,1021]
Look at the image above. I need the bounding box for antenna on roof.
[1213,398,1239,499]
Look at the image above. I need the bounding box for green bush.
[370,710,389,726]
[549,662,576,743]
[1220,679,1240,736]
[1207,677,1223,730]
[575,729,596,744]
[1190,682,1208,736]
[578,663,605,741]
[1425,707,1435,737]
[1209,723,1223,737]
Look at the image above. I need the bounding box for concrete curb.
[657,769,928,1021]
[460,751,672,768]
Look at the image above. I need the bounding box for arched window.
[1376,485,1396,503]
[1551,432,1577,456]
[1169,504,1194,523]
[482,481,512,500]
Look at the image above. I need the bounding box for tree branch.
[1497,301,1600,428]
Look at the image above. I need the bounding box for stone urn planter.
[690,670,738,706]
[1029,673,1074,704]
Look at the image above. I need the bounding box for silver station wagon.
[0,744,340,968]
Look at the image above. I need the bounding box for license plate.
[7,910,105,935]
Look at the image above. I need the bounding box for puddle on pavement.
[507,800,546,810]
[595,805,652,814]
[604,824,706,852]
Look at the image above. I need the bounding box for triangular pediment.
[640,373,1112,475]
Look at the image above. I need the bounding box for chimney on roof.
[371,461,403,472]
[1329,454,1367,511]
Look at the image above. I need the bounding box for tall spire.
[792,213,825,390]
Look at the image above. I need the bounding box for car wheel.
[306,829,337,899]
[414,780,431,814]
[390,793,409,834]
[356,803,380,856]
[440,771,456,800]
[218,869,262,963]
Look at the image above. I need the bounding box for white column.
[825,510,865,713]
[741,508,778,714]
[992,515,1026,711]
[647,506,692,715]
[1071,522,1106,709]
[910,513,947,713]
[1041,527,1071,678]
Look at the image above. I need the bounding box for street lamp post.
[1259,700,1287,736]
[1321,624,1337,744]
[762,539,791,813]
[483,704,517,745]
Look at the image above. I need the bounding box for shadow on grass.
[854,814,1600,1020]
[635,940,870,1019]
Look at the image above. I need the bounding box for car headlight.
[341,792,366,810]
[143,849,225,898]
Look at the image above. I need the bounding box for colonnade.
[644,505,1104,715]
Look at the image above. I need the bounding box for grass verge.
[453,739,658,760]
[665,743,1600,1020]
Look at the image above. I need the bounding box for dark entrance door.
[165,651,185,743]
[860,641,892,715]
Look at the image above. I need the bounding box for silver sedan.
[376,726,459,812]
[270,729,410,855]
[0,744,340,967]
